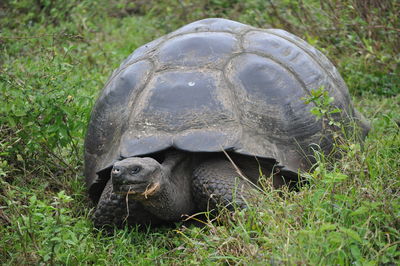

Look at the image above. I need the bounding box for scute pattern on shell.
[84,18,369,201]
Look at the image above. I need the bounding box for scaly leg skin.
[92,179,162,229]
[192,158,258,211]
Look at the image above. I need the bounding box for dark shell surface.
[85,18,369,201]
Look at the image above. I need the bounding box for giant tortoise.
[84,18,369,228]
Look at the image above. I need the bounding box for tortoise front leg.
[92,179,162,228]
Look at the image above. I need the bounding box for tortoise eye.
[130,166,141,175]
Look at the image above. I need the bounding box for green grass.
[1,0,399,264]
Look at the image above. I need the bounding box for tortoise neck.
[161,150,188,171]
[140,150,196,221]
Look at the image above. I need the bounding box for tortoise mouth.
[114,182,146,194]
[114,182,161,198]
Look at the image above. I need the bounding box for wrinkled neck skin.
[138,151,196,221]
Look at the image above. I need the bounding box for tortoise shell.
[84,18,369,201]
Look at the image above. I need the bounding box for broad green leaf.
[320,223,337,231]
[350,206,369,216]
[340,227,362,243]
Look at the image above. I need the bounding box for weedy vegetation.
[1,0,399,265]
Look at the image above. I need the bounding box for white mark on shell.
[188,81,195,87]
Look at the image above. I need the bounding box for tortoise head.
[111,157,164,199]
[110,151,195,221]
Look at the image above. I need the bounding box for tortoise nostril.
[112,166,123,178]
